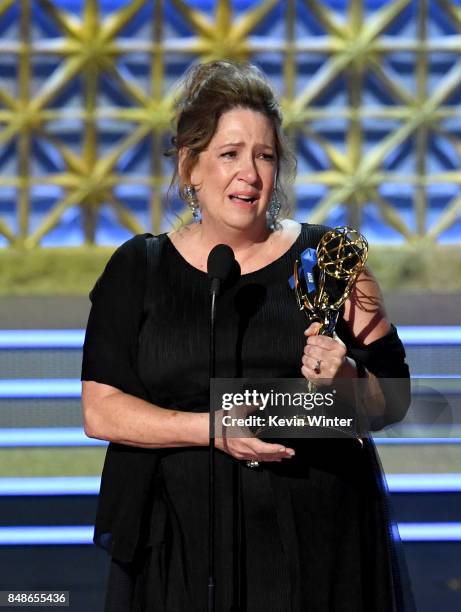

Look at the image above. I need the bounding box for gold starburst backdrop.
[1,0,461,248]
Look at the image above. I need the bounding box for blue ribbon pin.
[288,248,318,293]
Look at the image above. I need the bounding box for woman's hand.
[301,322,356,384]
[215,434,295,463]
[214,405,295,463]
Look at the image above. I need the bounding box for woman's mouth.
[229,194,258,206]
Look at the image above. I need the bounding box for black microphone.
[207,244,236,296]
[206,243,236,612]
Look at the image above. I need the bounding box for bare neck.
[191,221,273,256]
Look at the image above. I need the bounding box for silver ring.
[314,359,322,374]
[246,459,260,468]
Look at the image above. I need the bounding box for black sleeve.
[336,322,411,430]
[81,233,151,398]
[339,324,409,378]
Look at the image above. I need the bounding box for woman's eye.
[258,153,275,161]
[221,151,236,158]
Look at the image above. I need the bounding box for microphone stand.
[207,245,236,612]
[208,281,219,612]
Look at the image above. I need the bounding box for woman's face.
[187,107,277,233]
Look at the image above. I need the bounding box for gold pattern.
[0,0,460,246]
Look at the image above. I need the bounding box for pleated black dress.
[82,224,415,612]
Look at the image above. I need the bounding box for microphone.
[207,244,236,296]
[206,243,236,612]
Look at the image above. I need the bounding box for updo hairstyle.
[167,60,296,217]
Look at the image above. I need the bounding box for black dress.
[81,224,414,612]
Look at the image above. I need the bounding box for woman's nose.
[238,157,259,184]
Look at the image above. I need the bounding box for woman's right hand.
[214,407,295,463]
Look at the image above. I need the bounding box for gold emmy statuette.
[294,226,368,393]
[294,226,368,336]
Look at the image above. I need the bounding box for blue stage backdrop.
[1,0,461,247]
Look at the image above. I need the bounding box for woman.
[82,60,414,611]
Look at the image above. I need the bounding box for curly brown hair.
[167,60,296,218]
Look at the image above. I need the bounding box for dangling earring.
[184,184,201,223]
[267,188,281,230]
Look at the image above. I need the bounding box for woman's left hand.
[301,322,350,384]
